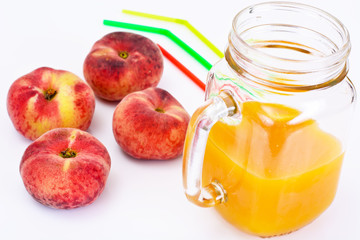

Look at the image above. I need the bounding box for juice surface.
[202,101,343,237]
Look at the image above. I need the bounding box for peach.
[7,67,95,140]
[20,128,111,209]
[83,31,164,101]
[112,87,190,160]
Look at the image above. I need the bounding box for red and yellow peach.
[20,128,111,209]
[112,87,190,160]
[83,32,164,101]
[7,67,95,140]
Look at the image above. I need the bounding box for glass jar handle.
[183,90,239,207]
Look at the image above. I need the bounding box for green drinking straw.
[122,9,224,58]
[103,20,213,70]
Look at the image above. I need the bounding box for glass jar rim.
[230,1,351,72]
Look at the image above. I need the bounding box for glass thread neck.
[226,1,350,92]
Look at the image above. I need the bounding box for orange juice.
[202,101,343,237]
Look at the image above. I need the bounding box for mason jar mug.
[183,2,356,237]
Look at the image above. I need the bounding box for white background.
[0,0,359,239]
